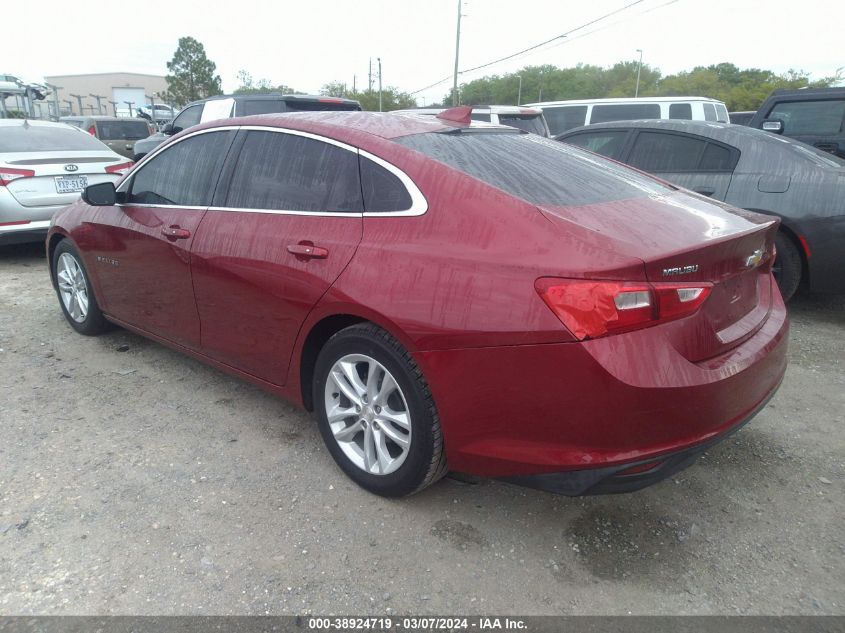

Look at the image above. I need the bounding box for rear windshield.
[97,120,150,140]
[0,124,109,152]
[396,132,672,206]
[242,100,286,116]
[497,114,547,136]
[284,100,361,112]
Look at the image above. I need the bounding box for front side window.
[669,103,692,120]
[628,132,708,172]
[562,130,628,159]
[127,131,233,206]
[224,131,363,212]
[542,106,588,135]
[171,104,203,133]
[768,100,845,136]
[590,103,660,124]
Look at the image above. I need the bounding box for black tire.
[52,240,111,335]
[313,323,447,497]
[773,232,802,302]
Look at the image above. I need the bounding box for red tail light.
[88,125,97,136]
[0,167,35,187]
[536,278,712,340]
[105,161,134,177]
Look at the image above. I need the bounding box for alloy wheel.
[56,252,89,323]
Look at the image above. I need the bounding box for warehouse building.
[42,72,169,117]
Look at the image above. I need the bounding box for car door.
[623,130,737,200]
[766,99,845,158]
[86,129,236,347]
[190,128,364,385]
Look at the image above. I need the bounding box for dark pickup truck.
[750,87,845,158]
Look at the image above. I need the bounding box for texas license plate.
[55,175,88,194]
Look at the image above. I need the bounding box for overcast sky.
[6,0,844,105]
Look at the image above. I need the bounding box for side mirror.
[162,123,174,135]
[82,182,117,206]
[761,119,784,134]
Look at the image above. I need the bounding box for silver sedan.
[0,119,131,245]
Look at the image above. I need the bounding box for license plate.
[55,175,88,194]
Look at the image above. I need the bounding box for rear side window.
[0,124,107,152]
[360,157,412,212]
[627,131,737,172]
[715,104,729,123]
[397,132,671,207]
[767,100,845,136]
[224,131,363,212]
[127,131,233,206]
[96,120,150,140]
[590,103,660,124]
[562,130,628,159]
[669,103,692,120]
[242,100,286,116]
[703,103,717,122]
[497,114,547,136]
[542,106,588,135]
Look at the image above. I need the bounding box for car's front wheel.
[53,240,110,335]
[313,324,447,497]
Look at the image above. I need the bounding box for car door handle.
[287,243,328,259]
[693,187,715,197]
[161,225,191,240]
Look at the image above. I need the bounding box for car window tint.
[669,103,692,120]
[628,132,707,172]
[470,112,491,122]
[768,100,845,136]
[590,103,660,124]
[562,131,628,159]
[171,104,202,133]
[699,143,734,171]
[715,104,729,123]
[542,106,588,135]
[498,114,547,136]
[397,132,671,207]
[360,156,412,212]
[0,124,107,152]
[242,100,286,116]
[703,103,717,122]
[128,131,233,206]
[96,120,150,140]
[225,131,363,212]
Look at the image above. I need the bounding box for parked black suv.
[132,93,362,161]
[750,87,845,158]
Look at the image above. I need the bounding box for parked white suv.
[526,97,729,136]
[392,106,551,137]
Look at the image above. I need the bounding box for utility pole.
[89,93,107,115]
[70,94,85,117]
[377,57,383,112]
[452,0,462,106]
[353,74,356,93]
[538,68,544,102]
[368,58,373,93]
[635,49,643,98]
[517,75,522,106]
[45,83,61,121]
[108,100,119,116]
[63,99,73,115]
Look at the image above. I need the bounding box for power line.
[410,0,670,96]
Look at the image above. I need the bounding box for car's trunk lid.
[539,191,779,360]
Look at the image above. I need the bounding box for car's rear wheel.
[313,324,447,497]
[53,240,110,335]
[772,232,801,302]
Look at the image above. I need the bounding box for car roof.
[61,116,144,121]
[197,110,517,141]
[0,119,78,129]
[527,96,724,107]
[188,93,360,106]
[392,105,542,115]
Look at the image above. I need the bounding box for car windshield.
[0,124,109,152]
[397,131,672,207]
[97,120,151,140]
[497,114,547,136]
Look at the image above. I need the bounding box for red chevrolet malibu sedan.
[46,109,788,497]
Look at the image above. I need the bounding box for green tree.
[319,82,417,111]
[165,36,223,105]
[234,70,299,95]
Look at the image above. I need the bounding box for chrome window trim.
[118,125,427,218]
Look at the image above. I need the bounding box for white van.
[392,105,550,137]
[525,97,729,136]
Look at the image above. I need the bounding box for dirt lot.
[0,242,842,615]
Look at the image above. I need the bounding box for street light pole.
[635,49,643,98]
[517,75,522,106]
[452,0,462,106]
[377,57,383,112]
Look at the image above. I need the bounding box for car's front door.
[86,130,235,347]
[766,99,845,159]
[623,130,738,201]
[190,128,364,385]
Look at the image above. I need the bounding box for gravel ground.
[0,242,842,615]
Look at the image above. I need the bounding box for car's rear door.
[190,127,364,385]
[87,129,236,347]
[622,130,737,200]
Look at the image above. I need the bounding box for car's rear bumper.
[0,220,51,245]
[415,281,789,486]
